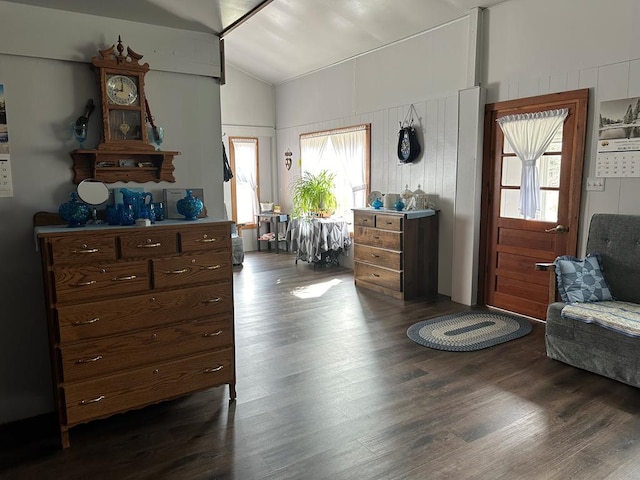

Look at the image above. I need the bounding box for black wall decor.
[397,104,421,163]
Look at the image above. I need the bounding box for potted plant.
[291,169,338,218]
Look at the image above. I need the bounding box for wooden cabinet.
[353,209,439,300]
[36,219,235,448]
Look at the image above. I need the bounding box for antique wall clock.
[93,36,152,150]
[71,36,179,184]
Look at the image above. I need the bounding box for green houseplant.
[291,169,338,218]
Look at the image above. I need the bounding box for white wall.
[482,0,640,250]
[0,2,224,424]
[275,19,470,293]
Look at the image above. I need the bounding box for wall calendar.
[0,83,13,197]
[597,96,640,178]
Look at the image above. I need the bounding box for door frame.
[478,88,590,309]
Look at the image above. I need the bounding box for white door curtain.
[497,108,568,219]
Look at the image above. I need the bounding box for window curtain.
[328,130,367,213]
[231,138,259,224]
[497,108,568,219]
[300,135,328,175]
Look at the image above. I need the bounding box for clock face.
[400,130,411,160]
[106,75,138,106]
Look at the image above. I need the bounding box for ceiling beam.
[220,0,274,38]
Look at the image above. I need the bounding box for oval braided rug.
[407,311,532,352]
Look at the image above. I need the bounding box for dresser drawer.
[354,212,376,228]
[375,214,402,231]
[152,252,231,289]
[60,315,234,382]
[53,261,150,304]
[119,232,178,259]
[354,226,401,250]
[354,244,402,270]
[181,225,231,253]
[57,283,234,343]
[354,262,402,292]
[64,349,234,426]
[49,236,117,265]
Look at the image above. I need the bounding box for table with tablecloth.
[287,217,352,265]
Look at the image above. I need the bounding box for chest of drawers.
[353,209,438,300]
[36,219,235,448]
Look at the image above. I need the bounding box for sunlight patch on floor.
[291,278,343,299]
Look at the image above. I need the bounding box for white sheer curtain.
[328,130,367,216]
[497,108,568,219]
[300,135,328,176]
[231,138,259,224]
[300,127,368,221]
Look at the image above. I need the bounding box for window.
[499,123,564,222]
[299,124,370,226]
[229,137,259,227]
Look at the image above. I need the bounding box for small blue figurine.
[394,198,405,211]
[372,197,383,210]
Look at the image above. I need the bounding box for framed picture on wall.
[163,188,206,219]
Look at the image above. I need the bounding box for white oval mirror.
[77,179,109,205]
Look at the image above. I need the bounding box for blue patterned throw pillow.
[553,253,613,303]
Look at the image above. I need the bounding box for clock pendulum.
[119,112,130,139]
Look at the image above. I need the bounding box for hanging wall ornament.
[397,104,421,163]
[285,148,293,170]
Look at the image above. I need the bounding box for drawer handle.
[79,395,105,405]
[164,268,188,274]
[371,273,381,278]
[373,236,380,240]
[203,330,223,337]
[204,365,224,373]
[200,265,221,270]
[72,317,100,326]
[138,242,161,248]
[75,355,103,364]
[70,280,97,287]
[370,254,380,258]
[71,248,99,254]
[385,221,393,225]
[362,219,369,223]
[198,238,217,243]
[202,297,222,304]
[111,275,137,281]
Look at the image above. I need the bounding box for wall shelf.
[70,149,180,184]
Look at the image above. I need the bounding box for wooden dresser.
[353,208,439,300]
[36,219,235,448]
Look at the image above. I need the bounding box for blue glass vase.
[176,189,203,220]
[58,192,90,227]
[394,198,405,211]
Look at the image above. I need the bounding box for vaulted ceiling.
[5,0,506,84]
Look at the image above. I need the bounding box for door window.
[499,129,563,222]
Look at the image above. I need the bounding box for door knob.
[545,224,569,233]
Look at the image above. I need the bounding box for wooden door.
[480,89,589,319]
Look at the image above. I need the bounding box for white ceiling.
[5,0,506,85]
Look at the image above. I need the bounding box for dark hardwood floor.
[3,251,640,479]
